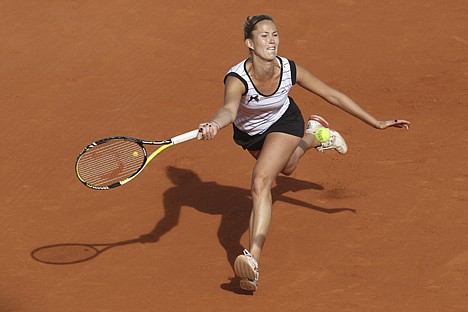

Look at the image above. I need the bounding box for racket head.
[75,137,147,190]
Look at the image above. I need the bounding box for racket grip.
[171,129,199,145]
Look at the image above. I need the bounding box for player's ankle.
[303,132,318,150]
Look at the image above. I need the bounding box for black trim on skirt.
[233,97,305,151]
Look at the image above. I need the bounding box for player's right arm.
[198,75,244,140]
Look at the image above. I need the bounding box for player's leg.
[249,132,301,258]
[282,115,348,175]
[235,132,300,291]
[281,130,318,175]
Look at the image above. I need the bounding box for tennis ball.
[315,128,331,143]
[133,151,139,157]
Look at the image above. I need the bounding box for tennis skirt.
[233,97,305,151]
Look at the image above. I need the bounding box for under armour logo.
[248,95,259,103]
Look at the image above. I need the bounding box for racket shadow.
[31,238,141,265]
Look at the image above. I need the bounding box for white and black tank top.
[224,56,297,135]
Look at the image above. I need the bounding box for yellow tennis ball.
[133,151,139,157]
[315,128,330,143]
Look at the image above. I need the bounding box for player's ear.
[245,38,254,51]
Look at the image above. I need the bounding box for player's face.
[246,20,279,60]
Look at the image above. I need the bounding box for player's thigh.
[253,132,301,179]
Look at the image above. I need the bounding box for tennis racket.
[75,129,199,190]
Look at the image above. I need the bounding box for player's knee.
[251,174,274,197]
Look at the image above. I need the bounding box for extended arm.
[296,63,410,130]
[197,75,245,140]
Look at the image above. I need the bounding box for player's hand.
[376,119,411,130]
[197,122,220,140]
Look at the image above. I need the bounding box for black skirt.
[233,97,305,151]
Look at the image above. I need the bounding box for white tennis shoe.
[316,129,348,154]
[306,115,330,135]
[306,115,348,155]
[234,249,259,291]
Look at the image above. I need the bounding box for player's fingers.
[393,119,411,130]
[197,124,208,140]
[197,123,207,140]
[205,124,212,140]
[197,128,204,140]
[207,123,220,138]
[200,123,213,140]
[197,122,220,140]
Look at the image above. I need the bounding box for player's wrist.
[210,120,222,130]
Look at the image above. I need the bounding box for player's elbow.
[325,92,347,108]
[223,106,239,123]
[324,94,341,107]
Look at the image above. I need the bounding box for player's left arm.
[295,63,411,130]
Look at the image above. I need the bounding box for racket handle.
[171,129,199,145]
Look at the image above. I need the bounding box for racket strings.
[77,139,145,187]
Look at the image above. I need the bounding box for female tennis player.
[197,15,411,292]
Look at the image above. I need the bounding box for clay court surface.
[1,0,467,311]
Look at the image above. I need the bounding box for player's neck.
[248,57,279,81]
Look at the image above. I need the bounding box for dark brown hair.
[243,15,275,39]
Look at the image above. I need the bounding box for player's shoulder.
[224,59,249,93]
[227,59,248,74]
[277,56,298,84]
[277,55,294,65]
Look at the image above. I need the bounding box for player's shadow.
[139,166,356,294]
[31,166,355,295]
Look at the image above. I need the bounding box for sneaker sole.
[234,255,256,280]
[240,278,257,291]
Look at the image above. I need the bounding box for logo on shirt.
[248,95,259,103]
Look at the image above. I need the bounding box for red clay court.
[1,1,467,311]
